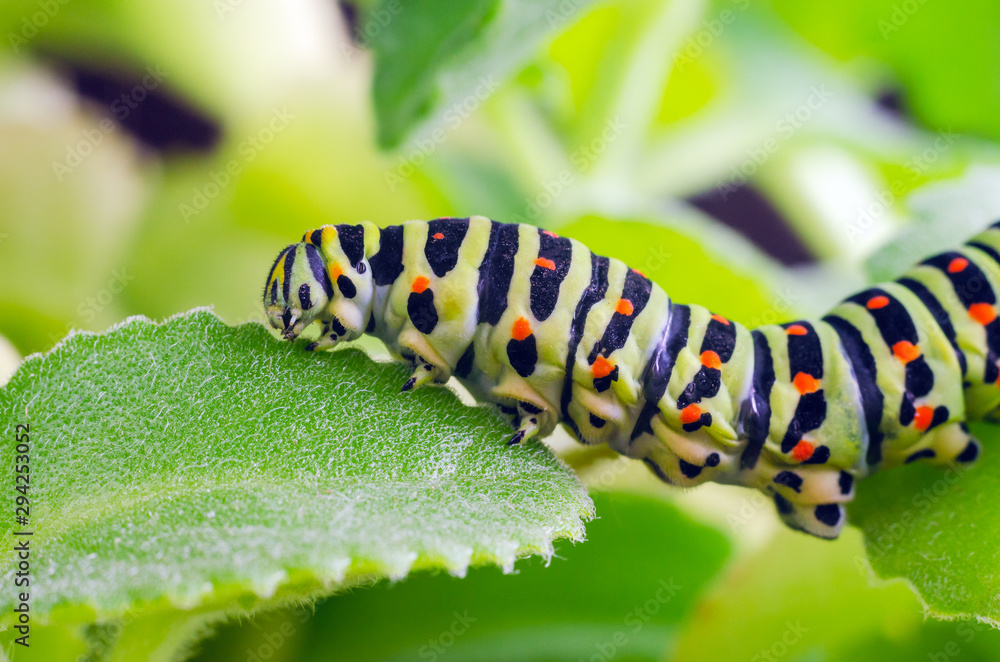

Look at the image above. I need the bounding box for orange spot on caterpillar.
[791,440,815,462]
[700,350,722,370]
[411,276,430,293]
[592,355,615,379]
[632,268,646,278]
[679,404,701,425]
[792,372,820,395]
[534,257,556,270]
[786,324,808,336]
[432,232,445,240]
[711,314,730,325]
[511,317,532,341]
[542,230,559,238]
[615,299,634,316]
[948,257,969,273]
[330,263,343,280]
[867,295,890,310]
[892,341,921,364]
[913,406,934,431]
[970,302,997,325]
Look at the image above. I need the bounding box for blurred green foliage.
[3,0,1000,659]
[772,0,1000,142]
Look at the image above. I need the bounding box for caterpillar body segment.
[264,216,1000,539]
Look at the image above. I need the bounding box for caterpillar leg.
[902,421,981,466]
[769,465,855,539]
[505,397,557,446]
[397,331,452,392]
[629,415,731,486]
[400,353,449,392]
[773,493,847,540]
[305,319,346,352]
[508,414,541,446]
[565,386,628,446]
[488,377,557,446]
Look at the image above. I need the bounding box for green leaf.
[370,0,595,148]
[833,616,1000,662]
[849,421,1000,624]
[866,168,1000,282]
[770,0,1000,142]
[190,491,730,662]
[0,310,593,628]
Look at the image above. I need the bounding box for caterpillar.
[263,216,1000,539]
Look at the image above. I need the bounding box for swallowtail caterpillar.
[264,217,1000,539]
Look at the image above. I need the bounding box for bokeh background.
[3,0,1000,659]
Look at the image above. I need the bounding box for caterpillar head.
[306,224,375,343]
[263,224,375,345]
[263,242,332,340]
